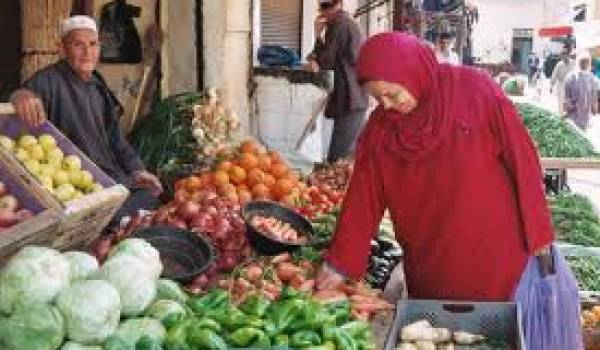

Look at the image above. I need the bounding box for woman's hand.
[133,170,164,197]
[11,89,46,128]
[315,262,346,290]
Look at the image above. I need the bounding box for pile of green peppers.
[163,288,376,350]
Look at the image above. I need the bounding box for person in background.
[527,52,541,85]
[433,32,460,65]
[315,32,582,350]
[306,0,369,164]
[551,52,576,116]
[10,15,162,228]
[565,56,600,130]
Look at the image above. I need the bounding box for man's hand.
[314,15,328,37]
[11,89,46,128]
[305,59,320,73]
[315,262,346,291]
[133,170,163,197]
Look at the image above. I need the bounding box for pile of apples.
[0,134,103,203]
[0,180,33,229]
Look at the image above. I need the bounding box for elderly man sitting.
[10,15,162,228]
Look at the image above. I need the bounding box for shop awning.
[539,26,573,37]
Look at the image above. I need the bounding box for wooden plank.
[541,157,600,169]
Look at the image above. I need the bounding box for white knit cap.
[60,15,97,38]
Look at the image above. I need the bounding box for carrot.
[244,264,263,282]
[290,274,306,290]
[277,262,301,282]
[299,279,315,293]
[313,290,348,303]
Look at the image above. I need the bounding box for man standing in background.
[565,56,599,130]
[551,53,576,116]
[306,0,369,164]
[434,32,460,65]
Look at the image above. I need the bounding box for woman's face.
[364,81,418,114]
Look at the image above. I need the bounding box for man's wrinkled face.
[60,29,99,79]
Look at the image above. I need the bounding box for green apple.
[0,135,15,151]
[79,170,94,189]
[38,134,57,152]
[38,176,53,189]
[14,148,29,162]
[63,155,82,171]
[28,144,45,161]
[38,164,55,178]
[55,183,76,202]
[46,148,64,164]
[53,170,70,186]
[23,159,40,175]
[90,183,104,193]
[17,135,37,149]
[72,190,84,200]
[68,170,83,187]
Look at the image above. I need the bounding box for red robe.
[325,36,554,300]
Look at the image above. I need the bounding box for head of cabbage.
[60,341,103,350]
[97,254,157,316]
[107,238,163,279]
[104,318,166,350]
[56,279,121,345]
[0,246,70,315]
[0,302,65,350]
[62,251,99,281]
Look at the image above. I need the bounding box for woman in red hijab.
[315,33,582,349]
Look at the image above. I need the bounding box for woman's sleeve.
[490,90,555,254]
[324,135,386,279]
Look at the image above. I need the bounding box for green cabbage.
[1,303,65,350]
[146,299,186,328]
[63,251,99,281]
[156,279,188,304]
[107,238,163,279]
[105,318,166,349]
[60,341,103,350]
[56,280,121,345]
[0,246,70,314]
[97,255,157,316]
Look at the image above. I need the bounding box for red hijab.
[356,32,461,162]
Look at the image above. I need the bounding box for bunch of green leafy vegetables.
[515,103,598,158]
[129,92,202,195]
[549,193,600,247]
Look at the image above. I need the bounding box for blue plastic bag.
[513,245,583,350]
[257,45,301,68]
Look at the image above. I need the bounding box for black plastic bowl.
[132,225,217,283]
[242,201,315,255]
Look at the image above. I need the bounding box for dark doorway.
[511,36,533,74]
[0,1,22,101]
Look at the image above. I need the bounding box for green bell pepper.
[290,330,322,347]
[269,298,306,333]
[187,328,227,350]
[273,334,290,346]
[228,327,271,348]
[191,318,221,333]
[340,321,371,339]
[239,294,271,317]
[301,341,336,350]
[324,300,351,325]
[164,318,194,350]
[135,335,163,350]
[326,328,358,350]
[187,289,230,315]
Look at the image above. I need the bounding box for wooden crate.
[541,157,600,170]
[0,114,129,250]
[0,166,60,264]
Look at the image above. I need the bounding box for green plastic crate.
[384,299,526,350]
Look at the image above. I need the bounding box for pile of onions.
[95,188,253,292]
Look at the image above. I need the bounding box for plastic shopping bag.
[513,245,583,350]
